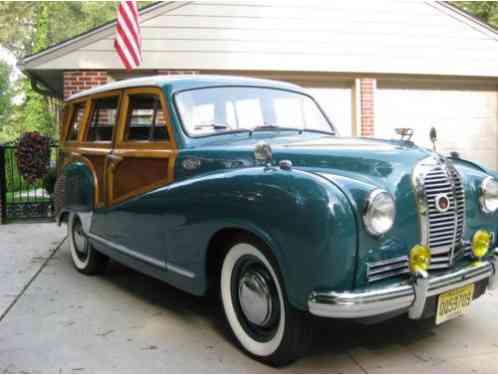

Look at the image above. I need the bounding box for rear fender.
[62,161,95,212]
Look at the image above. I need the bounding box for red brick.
[63,70,108,99]
[360,78,376,137]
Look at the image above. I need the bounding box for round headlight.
[480,177,498,214]
[363,189,396,236]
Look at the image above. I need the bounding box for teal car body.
[61,75,498,318]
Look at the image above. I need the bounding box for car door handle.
[107,154,123,163]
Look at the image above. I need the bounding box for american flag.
[114,1,142,71]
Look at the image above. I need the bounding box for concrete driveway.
[1,223,498,372]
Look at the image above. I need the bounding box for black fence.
[0,142,58,223]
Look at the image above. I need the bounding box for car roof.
[66,74,303,102]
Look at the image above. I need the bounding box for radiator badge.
[435,193,451,213]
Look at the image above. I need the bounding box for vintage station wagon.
[58,75,497,366]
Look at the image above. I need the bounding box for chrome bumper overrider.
[308,253,498,319]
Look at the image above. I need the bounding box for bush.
[15,132,51,184]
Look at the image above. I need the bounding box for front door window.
[124,94,169,142]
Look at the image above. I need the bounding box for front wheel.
[220,237,310,366]
[68,213,108,275]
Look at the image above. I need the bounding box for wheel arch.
[205,224,290,300]
[61,159,97,213]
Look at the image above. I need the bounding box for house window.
[124,94,169,141]
[86,96,119,142]
[66,102,85,141]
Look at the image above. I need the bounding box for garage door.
[306,87,353,137]
[376,82,498,170]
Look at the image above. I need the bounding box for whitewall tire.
[68,213,108,275]
[220,237,309,366]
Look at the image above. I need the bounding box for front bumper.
[308,252,498,319]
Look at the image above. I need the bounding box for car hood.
[268,136,431,187]
[188,134,432,187]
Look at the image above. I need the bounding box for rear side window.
[86,96,119,142]
[66,102,85,141]
[124,94,169,142]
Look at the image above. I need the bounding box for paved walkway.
[1,223,498,372]
[0,223,65,320]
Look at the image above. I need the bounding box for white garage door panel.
[306,87,353,136]
[376,85,498,170]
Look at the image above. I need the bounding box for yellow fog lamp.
[472,230,491,259]
[409,245,431,273]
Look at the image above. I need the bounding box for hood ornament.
[395,128,414,141]
[430,126,437,151]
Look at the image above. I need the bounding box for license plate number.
[436,284,474,325]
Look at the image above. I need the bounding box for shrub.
[15,132,51,184]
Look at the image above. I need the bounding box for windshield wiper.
[301,128,336,136]
[192,123,255,137]
[194,123,231,130]
[251,125,303,134]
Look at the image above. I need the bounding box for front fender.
[149,166,358,310]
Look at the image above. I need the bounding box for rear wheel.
[68,213,108,275]
[220,236,309,366]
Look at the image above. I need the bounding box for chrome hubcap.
[238,270,273,327]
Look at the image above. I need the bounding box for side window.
[66,102,85,141]
[124,94,169,142]
[86,96,119,142]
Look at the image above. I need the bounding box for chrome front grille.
[366,256,409,283]
[415,156,466,270]
[366,155,469,284]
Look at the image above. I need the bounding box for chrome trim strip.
[166,262,195,279]
[88,233,165,268]
[308,259,495,319]
[87,232,195,279]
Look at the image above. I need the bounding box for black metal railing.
[0,141,58,223]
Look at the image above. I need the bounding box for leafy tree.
[18,3,54,139]
[0,61,13,131]
[0,2,151,58]
[451,2,498,28]
[0,2,153,141]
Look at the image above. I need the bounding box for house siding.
[26,2,498,77]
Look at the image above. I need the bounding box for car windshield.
[175,86,335,137]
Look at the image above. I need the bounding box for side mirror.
[254,141,272,165]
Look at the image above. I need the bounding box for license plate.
[436,284,475,325]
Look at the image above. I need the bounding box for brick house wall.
[360,78,376,137]
[63,71,109,99]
